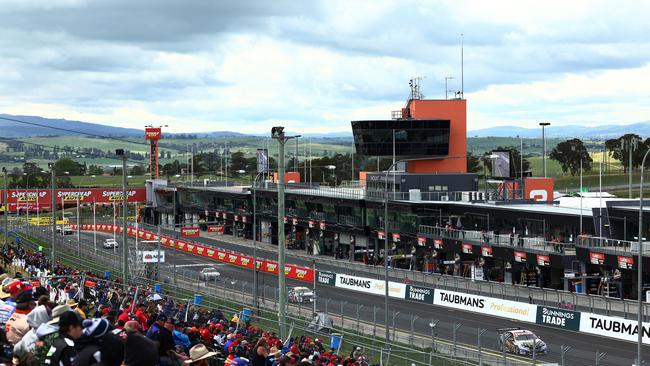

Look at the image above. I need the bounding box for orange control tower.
[352,80,467,174]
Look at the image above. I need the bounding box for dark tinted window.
[352,119,450,157]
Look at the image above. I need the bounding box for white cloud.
[0,0,648,134]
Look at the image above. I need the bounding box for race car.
[498,328,548,356]
[288,286,314,303]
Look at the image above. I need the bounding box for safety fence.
[11,222,646,365]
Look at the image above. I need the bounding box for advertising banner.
[256,148,269,173]
[536,306,580,331]
[141,251,165,263]
[317,271,336,286]
[481,246,492,257]
[433,289,537,323]
[392,233,400,242]
[590,252,605,265]
[579,312,650,344]
[207,225,224,233]
[181,227,200,237]
[617,256,634,269]
[334,273,406,299]
[433,239,443,249]
[514,251,527,263]
[405,285,434,304]
[417,236,427,246]
[0,188,146,211]
[292,218,298,226]
[378,231,385,240]
[319,221,326,230]
[461,243,472,254]
[144,127,162,140]
[308,220,315,228]
[537,255,550,267]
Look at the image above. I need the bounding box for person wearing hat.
[5,290,35,344]
[184,343,218,365]
[44,311,83,366]
[73,318,110,365]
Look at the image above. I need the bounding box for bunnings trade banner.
[535,306,580,331]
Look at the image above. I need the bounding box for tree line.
[467,133,650,177]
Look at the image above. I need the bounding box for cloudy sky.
[1,0,649,134]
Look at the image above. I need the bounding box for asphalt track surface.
[36,227,647,365]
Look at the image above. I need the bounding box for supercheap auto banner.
[71,224,314,283]
[1,188,146,210]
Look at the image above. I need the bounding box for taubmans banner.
[1,188,146,210]
[579,312,650,344]
[334,273,406,299]
[433,289,537,323]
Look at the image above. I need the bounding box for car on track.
[103,238,119,249]
[199,267,221,281]
[498,328,548,356]
[288,286,314,303]
[56,225,74,235]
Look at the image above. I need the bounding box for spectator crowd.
[0,244,374,366]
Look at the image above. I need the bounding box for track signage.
[579,312,650,344]
[536,306,580,331]
[433,289,537,323]
[316,270,336,286]
[405,285,434,304]
[334,273,405,298]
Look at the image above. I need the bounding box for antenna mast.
[409,76,425,100]
[461,33,464,99]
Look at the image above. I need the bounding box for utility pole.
[117,149,129,288]
[271,127,300,340]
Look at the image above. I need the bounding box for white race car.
[498,328,548,356]
[103,238,119,249]
[288,286,314,303]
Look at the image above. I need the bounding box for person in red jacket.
[134,303,149,331]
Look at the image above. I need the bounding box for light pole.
[48,164,56,266]
[252,170,265,313]
[2,167,7,249]
[271,126,299,340]
[539,122,550,178]
[636,148,650,366]
[116,149,129,289]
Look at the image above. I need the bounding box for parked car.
[199,267,221,281]
[498,328,548,356]
[103,238,119,249]
[288,286,314,303]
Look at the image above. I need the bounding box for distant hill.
[3,113,649,140]
[0,114,142,137]
[469,122,650,139]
